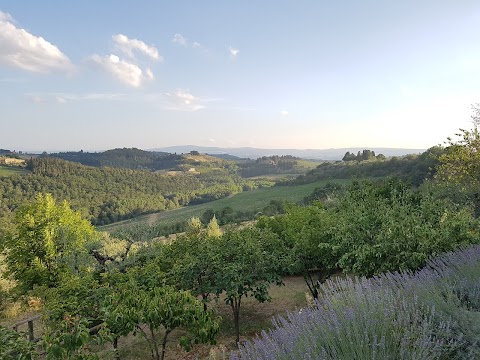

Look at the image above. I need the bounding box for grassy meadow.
[0,165,28,177]
[100,179,350,232]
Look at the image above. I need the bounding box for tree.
[0,326,37,359]
[104,283,219,360]
[206,215,222,238]
[258,204,338,299]
[4,193,96,293]
[436,126,480,188]
[215,227,286,343]
[186,216,203,236]
[201,209,216,225]
[434,105,480,214]
[166,233,219,311]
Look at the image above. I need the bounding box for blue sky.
[1,1,479,152]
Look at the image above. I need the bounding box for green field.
[0,165,28,177]
[100,179,349,232]
[296,159,323,169]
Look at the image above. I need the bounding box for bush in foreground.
[232,245,480,359]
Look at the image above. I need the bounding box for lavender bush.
[231,246,480,360]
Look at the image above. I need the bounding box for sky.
[1,1,480,152]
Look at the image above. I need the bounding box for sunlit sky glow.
[1,1,479,152]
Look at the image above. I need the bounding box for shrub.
[231,246,480,360]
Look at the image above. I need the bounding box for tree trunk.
[304,271,319,300]
[113,337,120,360]
[160,329,171,360]
[150,327,160,360]
[231,298,241,344]
[202,293,209,312]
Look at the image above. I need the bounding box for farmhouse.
[0,157,26,165]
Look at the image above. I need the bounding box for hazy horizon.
[1,1,479,150]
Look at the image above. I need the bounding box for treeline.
[48,148,241,174]
[0,157,262,227]
[283,146,443,187]
[48,148,185,170]
[238,155,309,177]
[342,149,385,161]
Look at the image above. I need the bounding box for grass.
[100,179,350,232]
[296,159,322,169]
[0,165,28,177]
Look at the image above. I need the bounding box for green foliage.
[186,216,203,236]
[286,147,443,187]
[0,156,254,226]
[342,149,380,162]
[302,182,344,205]
[331,180,475,275]
[258,204,338,298]
[0,165,28,177]
[0,326,37,360]
[436,126,480,188]
[206,215,222,238]
[43,273,102,324]
[4,193,96,293]
[102,179,335,236]
[49,148,183,170]
[42,315,99,360]
[237,155,316,177]
[215,227,287,342]
[103,283,219,360]
[260,179,480,298]
[165,232,219,310]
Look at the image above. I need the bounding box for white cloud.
[192,41,202,48]
[90,54,153,87]
[0,11,73,73]
[56,96,67,104]
[29,95,45,104]
[27,92,125,104]
[164,89,205,111]
[172,33,187,46]
[280,110,289,116]
[112,34,161,61]
[145,68,154,80]
[229,46,239,58]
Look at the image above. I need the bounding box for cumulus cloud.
[112,34,161,61]
[229,46,239,58]
[192,41,202,48]
[0,11,73,73]
[280,110,289,116]
[172,33,187,46]
[90,54,154,87]
[164,89,205,111]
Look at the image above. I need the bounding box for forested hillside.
[284,146,443,186]
[237,155,319,177]
[48,148,228,171]
[0,157,262,228]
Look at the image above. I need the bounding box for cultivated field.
[0,165,28,177]
[100,179,349,232]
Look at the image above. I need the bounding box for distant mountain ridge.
[150,146,426,161]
